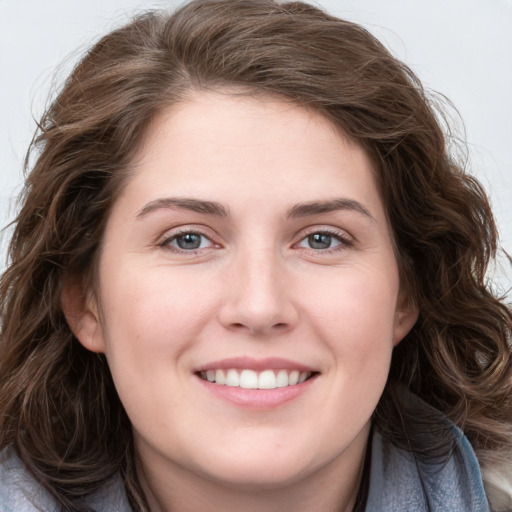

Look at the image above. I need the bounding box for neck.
[136,424,370,512]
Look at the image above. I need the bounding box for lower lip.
[195,374,317,409]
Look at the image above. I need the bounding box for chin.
[190,439,329,490]
[202,460,312,490]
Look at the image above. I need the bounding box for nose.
[218,247,299,337]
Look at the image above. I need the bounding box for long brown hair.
[1,1,511,510]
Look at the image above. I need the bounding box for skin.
[64,92,417,512]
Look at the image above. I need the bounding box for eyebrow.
[286,198,374,220]
[136,197,229,218]
[136,196,373,221]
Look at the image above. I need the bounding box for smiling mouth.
[197,369,315,389]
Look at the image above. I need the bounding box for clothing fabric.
[0,398,491,511]
[366,426,490,511]
[0,450,130,512]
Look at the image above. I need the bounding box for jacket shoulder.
[366,391,491,511]
[0,447,132,512]
[0,447,58,512]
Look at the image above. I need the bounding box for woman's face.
[71,92,416,492]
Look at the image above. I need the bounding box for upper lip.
[194,356,316,373]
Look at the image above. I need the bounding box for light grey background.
[1,0,511,291]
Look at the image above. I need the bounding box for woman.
[1,1,511,510]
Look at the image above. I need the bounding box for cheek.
[96,268,208,425]
[306,269,400,350]
[301,265,399,411]
[97,266,214,388]
[102,264,207,335]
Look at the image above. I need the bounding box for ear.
[61,276,106,353]
[393,291,419,346]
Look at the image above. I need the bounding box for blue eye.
[298,231,345,250]
[165,232,214,251]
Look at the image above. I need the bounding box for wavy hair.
[1,1,511,510]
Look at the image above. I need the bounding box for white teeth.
[239,369,258,389]
[276,369,289,388]
[288,370,299,385]
[215,369,226,385]
[258,369,277,389]
[201,369,313,388]
[225,369,239,387]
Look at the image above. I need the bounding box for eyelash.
[294,227,355,253]
[158,227,354,254]
[159,228,219,253]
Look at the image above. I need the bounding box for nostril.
[235,321,289,330]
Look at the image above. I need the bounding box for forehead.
[114,91,386,223]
